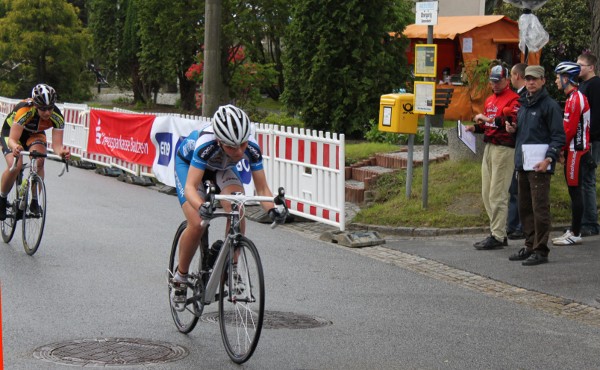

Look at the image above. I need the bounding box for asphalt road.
[1,160,600,369]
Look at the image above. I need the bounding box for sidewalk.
[270,208,600,327]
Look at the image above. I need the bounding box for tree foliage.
[136,0,203,109]
[281,0,413,137]
[0,0,92,101]
[226,0,290,100]
[497,0,593,97]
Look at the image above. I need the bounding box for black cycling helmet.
[31,84,57,107]
[554,62,581,86]
[212,104,251,146]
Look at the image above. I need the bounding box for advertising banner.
[150,116,207,187]
[88,110,156,166]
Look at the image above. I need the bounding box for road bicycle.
[168,182,288,364]
[1,150,68,255]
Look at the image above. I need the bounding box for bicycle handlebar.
[200,182,288,229]
[10,150,69,177]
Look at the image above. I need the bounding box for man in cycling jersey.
[0,84,71,220]
[551,62,593,246]
[170,104,285,311]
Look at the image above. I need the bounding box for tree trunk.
[591,0,600,68]
[202,0,225,117]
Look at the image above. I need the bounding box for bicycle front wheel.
[22,174,47,255]
[1,175,20,243]
[219,236,264,364]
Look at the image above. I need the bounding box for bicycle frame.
[200,193,282,305]
[1,150,68,254]
[168,185,286,363]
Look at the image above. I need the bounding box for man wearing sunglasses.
[0,83,71,220]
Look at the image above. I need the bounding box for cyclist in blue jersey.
[170,104,285,311]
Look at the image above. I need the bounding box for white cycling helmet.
[31,84,57,106]
[554,61,581,85]
[212,104,251,146]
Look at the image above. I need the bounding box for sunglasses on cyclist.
[36,105,54,112]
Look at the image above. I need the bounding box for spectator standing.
[577,53,600,236]
[506,63,528,240]
[465,64,520,250]
[551,62,592,245]
[506,66,565,266]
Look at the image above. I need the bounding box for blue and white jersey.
[186,125,264,172]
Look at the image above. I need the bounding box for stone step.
[344,146,450,205]
[350,165,396,182]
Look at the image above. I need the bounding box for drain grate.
[201,310,332,329]
[33,338,188,366]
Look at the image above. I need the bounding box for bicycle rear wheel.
[22,174,46,256]
[219,236,264,364]
[1,175,20,243]
[168,221,205,333]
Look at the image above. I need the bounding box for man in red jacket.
[466,64,520,250]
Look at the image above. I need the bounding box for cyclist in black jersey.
[0,84,71,220]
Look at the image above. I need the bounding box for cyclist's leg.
[178,201,205,274]
[173,159,207,276]
[0,136,22,220]
[216,169,246,235]
[27,134,47,180]
[0,137,22,194]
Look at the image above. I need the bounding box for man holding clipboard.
[505,65,565,266]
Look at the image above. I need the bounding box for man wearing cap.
[465,63,520,250]
[505,65,565,266]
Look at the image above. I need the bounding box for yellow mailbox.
[378,93,418,134]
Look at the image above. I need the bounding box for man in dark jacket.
[505,65,566,266]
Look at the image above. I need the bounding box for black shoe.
[508,247,532,261]
[474,235,507,248]
[474,236,505,250]
[580,228,599,237]
[507,230,526,240]
[29,199,41,217]
[521,253,548,266]
[0,196,6,221]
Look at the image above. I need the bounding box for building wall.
[439,0,485,16]
[413,0,485,17]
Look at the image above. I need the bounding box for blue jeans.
[581,141,600,233]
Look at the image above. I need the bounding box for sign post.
[414,1,438,208]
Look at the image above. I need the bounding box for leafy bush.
[365,119,448,145]
[261,112,304,128]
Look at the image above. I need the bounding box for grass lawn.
[354,159,576,229]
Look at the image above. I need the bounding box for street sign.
[414,44,437,77]
[415,1,438,25]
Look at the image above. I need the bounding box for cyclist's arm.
[251,169,275,212]
[184,165,205,212]
[50,129,70,159]
[7,124,24,154]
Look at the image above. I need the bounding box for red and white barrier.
[258,125,345,230]
[2,96,347,230]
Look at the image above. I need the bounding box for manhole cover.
[201,310,332,329]
[33,338,188,367]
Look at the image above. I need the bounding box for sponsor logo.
[95,119,102,144]
[155,132,173,166]
[237,159,252,185]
